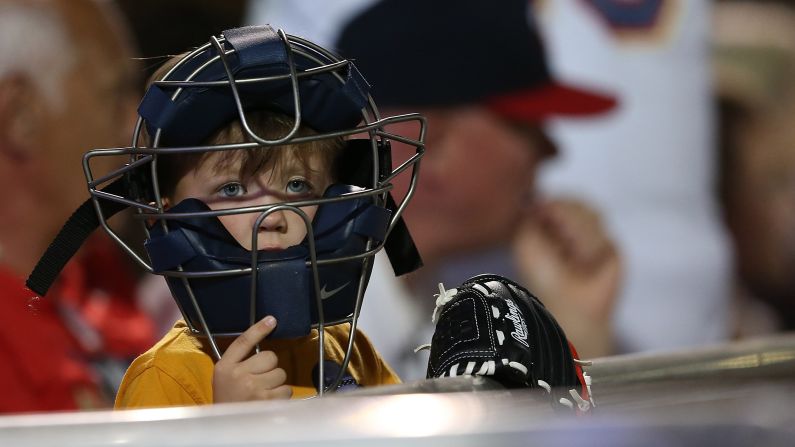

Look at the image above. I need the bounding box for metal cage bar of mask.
[80,29,427,395]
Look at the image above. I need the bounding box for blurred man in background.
[249,0,622,380]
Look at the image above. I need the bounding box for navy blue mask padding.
[138,25,370,147]
[144,184,390,338]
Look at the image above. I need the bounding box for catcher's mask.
[27,25,425,395]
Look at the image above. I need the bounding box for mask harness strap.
[384,193,422,275]
[25,178,128,297]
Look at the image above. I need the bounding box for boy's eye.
[286,178,312,196]
[219,182,247,198]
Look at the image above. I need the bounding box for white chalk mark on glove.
[496,329,505,345]
[559,398,574,409]
[569,388,591,412]
[475,360,496,376]
[472,283,489,295]
[508,361,528,375]
[583,372,596,407]
[537,380,552,393]
[413,343,431,353]
[431,283,458,324]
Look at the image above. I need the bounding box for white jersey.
[536,0,732,351]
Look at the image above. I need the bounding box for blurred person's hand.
[513,198,621,358]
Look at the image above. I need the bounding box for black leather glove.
[426,274,594,412]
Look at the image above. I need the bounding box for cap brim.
[486,82,617,122]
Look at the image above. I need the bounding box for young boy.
[27,25,425,407]
[115,25,429,406]
[116,114,398,407]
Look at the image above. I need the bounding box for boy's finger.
[220,316,277,364]
[256,384,293,400]
[242,350,279,374]
[254,367,288,390]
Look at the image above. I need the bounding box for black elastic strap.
[337,139,422,276]
[26,178,128,296]
[383,193,422,276]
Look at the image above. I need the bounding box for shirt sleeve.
[350,329,402,386]
[376,356,402,385]
[115,365,207,409]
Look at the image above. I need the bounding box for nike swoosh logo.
[320,282,350,300]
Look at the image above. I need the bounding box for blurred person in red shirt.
[0,0,155,413]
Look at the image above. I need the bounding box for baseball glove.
[425,274,594,413]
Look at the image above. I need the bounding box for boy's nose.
[258,210,287,233]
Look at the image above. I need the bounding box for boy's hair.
[144,53,344,198]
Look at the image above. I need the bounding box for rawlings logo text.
[505,300,529,347]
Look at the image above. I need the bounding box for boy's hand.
[213,316,293,403]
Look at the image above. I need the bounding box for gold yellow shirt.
[115,320,400,408]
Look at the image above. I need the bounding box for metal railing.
[1,333,794,446]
